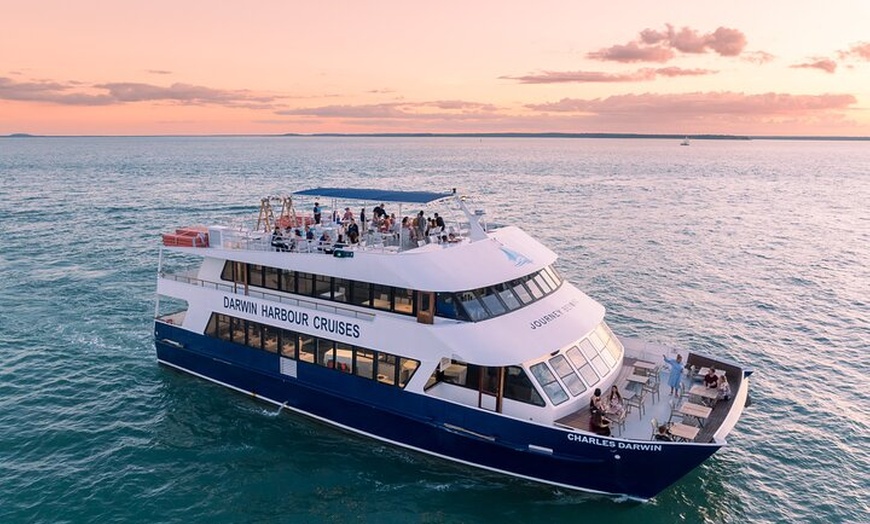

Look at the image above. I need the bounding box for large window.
[204,313,419,389]
[219,261,563,322]
[530,362,569,405]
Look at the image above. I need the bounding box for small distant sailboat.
[680,137,691,146]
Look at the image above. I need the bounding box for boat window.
[280,331,297,358]
[532,272,552,294]
[377,354,397,385]
[399,358,419,386]
[229,316,245,344]
[314,274,331,299]
[394,289,415,315]
[264,267,280,290]
[566,346,584,369]
[480,288,507,316]
[524,276,544,300]
[317,339,334,367]
[333,278,350,303]
[539,268,558,291]
[510,278,534,305]
[248,264,265,288]
[503,366,546,407]
[549,355,586,396]
[298,334,316,363]
[350,281,372,307]
[221,261,235,281]
[579,339,597,360]
[372,284,393,311]
[280,270,296,293]
[577,362,600,387]
[491,282,520,311]
[333,342,353,373]
[262,324,279,353]
[590,356,608,377]
[205,314,219,337]
[459,290,488,321]
[435,293,467,320]
[529,363,569,406]
[354,348,375,379]
[544,265,563,286]
[297,272,314,296]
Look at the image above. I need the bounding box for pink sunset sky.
[2,0,870,136]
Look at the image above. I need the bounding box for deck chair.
[625,388,646,419]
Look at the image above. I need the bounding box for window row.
[205,313,419,388]
[435,265,563,322]
[529,322,624,405]
[222,262,416,315]
[221,261,562,323]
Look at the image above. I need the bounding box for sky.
[2,0,870,136]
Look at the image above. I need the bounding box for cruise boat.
[154,188,752,500]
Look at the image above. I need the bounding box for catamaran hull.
[155,322,720,500]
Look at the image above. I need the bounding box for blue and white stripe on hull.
[155,324,720,501]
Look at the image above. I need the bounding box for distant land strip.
[4,132,869,141]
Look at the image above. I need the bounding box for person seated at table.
[305,226,314,241]
[589,388,605,413]
[333,234,347,250]
[654,424,674,441]
[704,368,719,389]
[607,385,625,418]
[590,410,611,436]
[346,219,360,244]
[718,375,731,400]
[270,226,288,252]
[318,232,332,252]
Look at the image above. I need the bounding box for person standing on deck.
[313,202,322,224]
[663,354,684,397]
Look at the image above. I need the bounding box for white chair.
[625,388,646,419]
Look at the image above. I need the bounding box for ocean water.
[0,136,867,523]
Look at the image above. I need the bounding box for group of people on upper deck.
[270,202,458,253]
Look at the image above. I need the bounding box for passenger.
[654,425,674,441]
[359,207,366,225]
[313,202,322,224]
[342,207,354,222]
[590,387,605,413]
[663,354,684,397]
[704,368,719,389]
[305,226,314,241]
[416,210,426,240]
[318,232,332,253]
[607,385,625,418]
[718,375,731,400]
[333,234,347,250]
[346,219,360,244]
[270,226,287,252]
[373,203,385,219]
[434,212,445,230]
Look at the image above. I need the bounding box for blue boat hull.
[154,322,720,499]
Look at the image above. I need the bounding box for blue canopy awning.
[292,187,454,204]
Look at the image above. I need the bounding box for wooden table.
[678,401,712,426]
[669,422,700,442]
[689,384,720,406]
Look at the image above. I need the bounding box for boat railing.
[159,272,376,321]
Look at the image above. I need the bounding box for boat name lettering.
[566,433,662,451]
[529,299,580,330]
[222,297,361,338]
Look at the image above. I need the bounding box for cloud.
[742,51,776,64]
[276,100,499,118]
[147,69,173,75]
[502,67,715,84]
[790,59,837,74]
[587,42,674,63]
[590,24,748,63]
[525,92,856,117]
[0,76,281,108]
[838,41,870,61]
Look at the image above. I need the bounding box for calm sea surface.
[0,137,867,523]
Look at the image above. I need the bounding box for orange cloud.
[590,24,748,63]
[526,92,856,117]
[838,41,870,61]
[0,76,280,108]
[503,67,715,84]
[790,59,837,73]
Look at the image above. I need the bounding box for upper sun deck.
[161,188,558,292]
